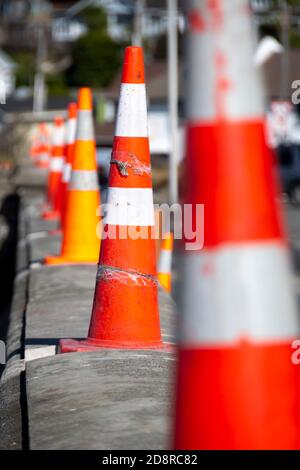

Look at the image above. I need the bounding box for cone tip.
[78,88,92,110]
[121,46,145,84]
[68,102,77,118]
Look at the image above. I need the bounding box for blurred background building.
[1,1,300,200]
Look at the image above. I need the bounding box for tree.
[80,5,108,32]
[67,32,121,88]
[11,52,35,87]
[66,6,122,88]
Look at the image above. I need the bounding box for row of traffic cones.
[45,89,101,264]
[35,48,173,355]
[61,47,171,352]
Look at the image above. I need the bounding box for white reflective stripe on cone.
[180,242,299,346]
[115,84,148,137]
[67,118,77,145]
[158,249,172,274]
[76,110,94,141]
[62,163,72,183]
[186,0,264,123]
[52,126,65,146]
[69,170,98,191]
[50,157,64,172]
[105,187,154,226]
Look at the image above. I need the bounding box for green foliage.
[66,31,121,88]
[287,0,300,7]
[66,6,122,88]
[80,6,107,32]
[46,73,68,96]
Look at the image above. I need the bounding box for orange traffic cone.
[60,102,77,227]
[45,88,100,265]
[29,134,39,164]
[29,123,49,167]
[60,47,169,352]
[158,233,173,293]
[174,0,300,450]
[42,116,65,220]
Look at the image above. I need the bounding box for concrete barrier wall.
[0,166,176,450]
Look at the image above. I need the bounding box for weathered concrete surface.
[28,232,61,265]
[6,271,28,363]
[0,263,28,450]
[0,166,46,450]
[0,359,25,449]
[25,265,96,359]
[0,188,25,450]
[27,351,174,450]
[25,265,176,360]
[16,238,28,273]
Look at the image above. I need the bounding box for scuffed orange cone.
[60,102,77,228]
[42,116,65,220]
[158,233,173,293]
[174,0,300,450]
[45,88,100,265]
[60,47,170,352]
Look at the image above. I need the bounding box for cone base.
[45,255,98,266]
[42,210,60,221]
[59,338,173,353]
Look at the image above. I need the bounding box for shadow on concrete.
[0,193,20,377]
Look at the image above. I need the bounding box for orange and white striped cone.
[45,88,100,265]
[29,134,39,164]
[158,233,173,293]
[60,102,77,228]
[42,116,65,220]
[36,123,50,169]
[174,0,300,450]
[60,47,170,353]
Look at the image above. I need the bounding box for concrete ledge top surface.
[25,265,176,356]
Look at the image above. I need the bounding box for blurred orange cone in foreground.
[42,116,65,220]
[158,233,173,293]
[60,102,77,228]
[174,0,300,450]
[60,47,169,352]
[45,88,100,265]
